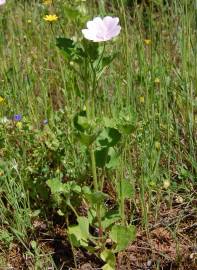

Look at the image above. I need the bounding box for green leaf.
[76,132,97,146]
[43,127,59,150]
[117,109,137,135]
[64,6,81,20]
[73,110,88,132]
[95,52,118,73]
[46,179,81,197]
[84,190,108,205]
[56,37,74,56]
[46,178,64,194]
[101,249,116,270]
[69,182,81,193]
[102,264,115,270]
[117,179,134,200]
[30,209,41,217]
[82,186,92,195]
[96,128,121,148]
[68,216,89,248]
[84,41,99,60]
[87,208,96,225]
[95,127,121,168]
[77,115,91,130]
[68,225,84,247]
[101,53,118,68]
[95,147,120,169]
[103,117,116,128]
[101,210,120,230]
[30,240,37,250]
[109,224,136,253]
[57,209,65,216]
[78,216,89,239]
[118,123,136,135]
[56,37,84,62]
[95,147,109,168]
[73,111,97,146]
[106,148,120,169]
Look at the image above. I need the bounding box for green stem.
[89,138,103,242]
[66,216,78,270]
[120,179,125,225]
[95,43,106,72]
[90,145,98,192]
[68,202,79,218]
[87,51,103,242]
[92,76,96,118]
[97,204,103,241]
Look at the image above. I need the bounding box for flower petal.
[103,16,119,28]
[0,0,6,5]
[82,29,97,41]
[82,16,121,42]
[107,25,121,39]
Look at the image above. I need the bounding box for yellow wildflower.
[155,141,161,150]
[139,96,145,104]
[154,77,160,84]
[144,39,151,45]
[16,122,23,129]
[0,96,5,104]
[43,14,58,22]
[163,180,170,189]
[43,0,52,5]
[27,19,32,24]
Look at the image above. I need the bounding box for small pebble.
[147,260,152,267]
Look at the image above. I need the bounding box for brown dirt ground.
[2,198,197,270]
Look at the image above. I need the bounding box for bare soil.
[3,198,197,270]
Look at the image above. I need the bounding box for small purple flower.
[13,114,22,121]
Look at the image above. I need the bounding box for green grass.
[0,0,196,269]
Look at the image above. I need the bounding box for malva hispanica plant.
[47,16,136,269]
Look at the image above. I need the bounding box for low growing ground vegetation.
[0,0,196,269]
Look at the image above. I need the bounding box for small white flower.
[0,0,6,6]
[0,117,9,124]
[11,159,18,171]
[82,16,121,42]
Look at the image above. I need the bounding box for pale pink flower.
[82,16,121,42]
[0,0,6,5]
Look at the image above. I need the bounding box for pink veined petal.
[88,17,107,42]
[107,25,121,39]
[92,36,105,42]
[87,20,98,31]
[82,16,121,42]
[93,17,107,37]
[92,17,104,26]
[86,17,107,41]
[103,17,121,40]
[82,29,104,42]
[103,16,119,28]
[0,0,6,5]
[82,29,97,41]
[95,31,106,41]
[87,17,103,31]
